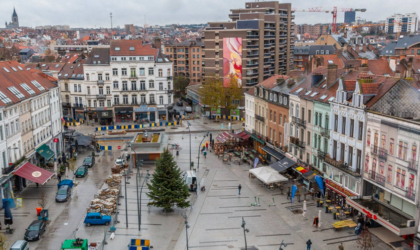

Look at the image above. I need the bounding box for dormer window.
[115,47,120,51]
[129,47,135,51]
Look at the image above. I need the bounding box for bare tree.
[357,226,374,250]
[0,233,10,250]
[38,191,48,209]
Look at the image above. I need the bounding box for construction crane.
[292,7,367,33]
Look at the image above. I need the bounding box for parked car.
[24,220,46,241]
[185,106,192,113]
[176,101,183,106]
[56,185,71,202]
[75,166,88,178]
[10,240,29,250]
[84,212,111,227]
[115,158,126,166]
[83,156,95,168]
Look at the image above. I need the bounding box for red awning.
[14,162,55,185]
[237,131,250,140]
[216,132,232,143]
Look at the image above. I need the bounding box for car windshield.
[57,189,67,195]
[77,168,84,172]
[84,158,92,163]
[28,224,40,231]
[116,159,123,164]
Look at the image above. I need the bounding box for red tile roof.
[367,60,393,76]
[110,40,158,58]
[256,75,290,89]
[0,61,57,106]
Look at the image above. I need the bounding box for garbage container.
[325,206,328,213]
[316,200,320,207]
[36,207,42,216]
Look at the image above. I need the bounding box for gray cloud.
[2,0,419,28]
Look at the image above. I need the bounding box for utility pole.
[136,160,143,231]
[187,122,192,170]
[241,217,249,250]
[124,169,128,228]
[184,214,190,250]
[139,170,150,227]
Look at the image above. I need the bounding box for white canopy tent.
[249,167,288,184]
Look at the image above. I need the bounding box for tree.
[357,226,374,250]
[174,75,190,95]
[147,149,190,212]
[0,233,10,250]
[200,77,225,120]
[223,77,242,112]
[38,191,48,209]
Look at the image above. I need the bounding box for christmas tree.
[147,149,190,212]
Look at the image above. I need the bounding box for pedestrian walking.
[204,151,207,158]
[36,183,39,187]
[306,239,312,250]
[238,184,242,195]
[287,190,291,200]
[338,243,344,250]
[58,173,62,182]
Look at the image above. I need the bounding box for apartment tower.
[204,1,295,86]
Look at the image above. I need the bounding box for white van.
[185,106,192,113]
[184,171,197,191]
[10,240,29,250]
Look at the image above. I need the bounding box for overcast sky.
[2,0,419,28]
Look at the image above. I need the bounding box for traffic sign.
[118,146,121,150]
[53,138,59,143]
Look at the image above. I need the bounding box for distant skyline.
[2,0,420,28]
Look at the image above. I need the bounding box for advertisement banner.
[223,37,242,87]
[230,109,240,116]
[211,108,221,115]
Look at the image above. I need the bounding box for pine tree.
[147,149,190,212]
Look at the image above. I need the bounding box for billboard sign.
[223,37,242,87]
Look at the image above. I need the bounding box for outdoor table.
[335,206,341,210]
[332,219,357,231]
[245,151,249,156]
[234,152,240,156]
[326,200,331,203]
[242,157,248,162]
[251,150,257,154]
[249,154,254,159]
[328,207,333,212]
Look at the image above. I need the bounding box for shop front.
[74,109,85,120]
[158,110,167,122]
[115,107,133,123]
[134,106,157,123]
[36,144,55,168]
[262,145,285,164]
[97,109,113,125]
[325,179,358,207]
[87,109,99,123]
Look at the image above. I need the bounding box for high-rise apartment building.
[385,13,418,34]
[204,1,295,86]
[164,39,205,84]
[344,11,356,24]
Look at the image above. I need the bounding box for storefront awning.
[134,106,156,113]
[250,134,265,144]
[262,146,285,160]
[158,110,167,115]
[270,157,296,172]
[237,131,250,140]
[36,144,54,161]
[14,162,55,185]
[216,132,232,143]
[115,107,133,114]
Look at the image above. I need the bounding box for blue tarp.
[315,175,324,196]
[57,179,74,189]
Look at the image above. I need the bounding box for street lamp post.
[139,170,150,227]
[197,132,209,171]
[184,214,190,250]
[123,169,130,228]
[187,122,192,170]
[241,217,249,250]
[136,160,143,231]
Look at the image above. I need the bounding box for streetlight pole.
[197,132,209,171]
[139,169,150,228]
[241,217,249,250]
[124,169,129,228]
[136,160,143,231]
[184,214,190,250]
[187,122,191,170]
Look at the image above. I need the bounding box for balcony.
[264,35,275,39]
[292,116,306,128]
[247,34,259,39]
[325,155,361,177]
[247,44,259,49]
[97,94,106,99]
[246,72,259,77]
[247,54,259,58]
[245,63,259,68]
[317,150,326,160]
[408,159,418,173]
[62,102,71,107]
[97,80,105,85]
[320,127,330,138]
[405,187,416,201]
[255,114,265,122]
[72,103,84,108]
[2,164,16,175]
[290,136,305,148]
[167,76,173,80]
[368,170,385,186]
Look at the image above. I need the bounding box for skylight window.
[26,68,30,71]
[115,47,120,51]
[64,74,68,77]
[72,74,76,77]
[3,67,10,73]
[42,64,46,67]
[320,94,328,100]
[94,55,100,58]
[20,83,35,95]
[310,92,318,97]
[328,97,335,102]
[129,47,135,51]
[11,67,17,72]
[305,90,312,96]
[30,80,45,91]
[58,73,62,76]
[17,66,23,71]
[55,64,59,67]
[322,84,327,88]
[8,87,25,99]
[0,91,12,104]
[295,88,303,94]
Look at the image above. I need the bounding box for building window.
[106,87,110,95]
[341,117,346,134]
[167,68,171,76]
[348,146,353,166]
[123,95,128,104]
[113,81,119,89]
[130,68,136,77]
[139,68,145,76]
[113,68,118,76]
[122,68,127,76]
[141,81,146,90]
[122,82,128,91]
[99,100,104,107]
[74,84,77,92]
[387,165,392,183]
[131,81,137,90]
[158,69,163,77]
[150,94,155,104]
[105,73,110,81]
[86,73,90,80]
[141,95,146,104]
[149,68,154,75]
[114,95,119,105]
[389,138,394,155]
[158,82,163,90]
[159,96,164,104]
[132,95,137,104]
[87,87,90,95]
[98,87,103,95]
[349,119,354,138]
[98,74,103,80]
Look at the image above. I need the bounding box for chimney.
[276,77,285,85]
[362,44,367,52]
[154,38,162,50]
[407,57,413,78]
[355,46,359,53]
[327,61,338,88]
[344,28,347,38]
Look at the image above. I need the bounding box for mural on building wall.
[223,37,242,87]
